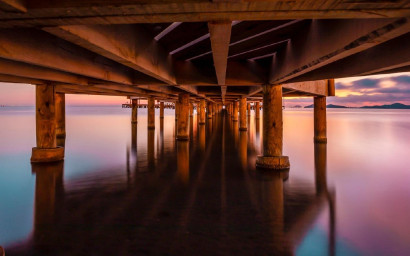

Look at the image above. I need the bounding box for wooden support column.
[207,102,212,119]
[31,84,64,162]
[160,101,164,119]
[131,98,138,123]
[233,101,239,122]
[255,102,260,119]
[189,103,194,117]
[239,97,247,131]
[199,99,206,125]
[175,101,180,120]
[55,93,66,139]
[147,97,155,129]
[256,85,290,170]
[177,93,190,140]
[247,103,251,116]
[314,96,327,143]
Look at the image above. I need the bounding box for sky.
[285,72,410,107]
[0,72,409,107]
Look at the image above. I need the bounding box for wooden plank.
[208,21,232,85]
[269,18,410,84]
[44,24,176,85]
[0,0,26,13]
[0,28,135,86]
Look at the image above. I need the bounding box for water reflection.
[147,128,155,170]
[6,112,337,255]
[198,124,205,153]
[239,131,247,169]
[32,161,64,254]
[177,141,190,185]
[314,142,336,256]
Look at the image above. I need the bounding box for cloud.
[352,78,381,89]
[392,75,410,84]
[286,72,410,107]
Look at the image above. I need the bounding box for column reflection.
[239,131,248,169]
[177,140,190,185]
[198,122,206,153]
[148,128,155,170]
[258,171,292,255]
[32,161,64,249]
[314,142,336,256]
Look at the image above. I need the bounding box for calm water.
[1,106,410,255]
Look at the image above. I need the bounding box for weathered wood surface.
[55,93,66,138]
[0,1,409,102]
[239,97,247,131]
[177,93,190,140]
[256,84,289,170]
[131,99,138,123]
[1,1,410,28]
[147,97,155,129]
[35,84,57,149]
[314,97,327,143]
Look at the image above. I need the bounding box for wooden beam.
[44,24,176,85]
[247,80,332,97]
[0,0,26,13]
[208,21,232,85]
[0,74,41,84]
[269,18,410,84]
[1,1,410,27]
[0,29,135,86]
[55,84,161,97]
[221,86,227,104]
[56,85,130,96]
[282,80,332,96]
[0,58,89,85]
[92,84,170,98]
[136,85,178,96]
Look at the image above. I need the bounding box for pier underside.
[1,0,410,166]
[0,0,409,102]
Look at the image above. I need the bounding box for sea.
[0,106,410,255]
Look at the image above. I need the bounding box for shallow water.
[0,107,410,255]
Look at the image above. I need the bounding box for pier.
[0,1,409,168]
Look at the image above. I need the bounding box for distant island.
[303,103,410,109]
[304,104,348,109]
[360,103,410,109]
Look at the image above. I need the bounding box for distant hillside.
[361,103,410,109]
[304,104,348,109]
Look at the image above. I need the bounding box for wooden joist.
[44,24,176,85]
[269,18,410,84]
[208,20,232,102]
[285,32,410,82]
[0,0,26,13]
[208,21,232,86]
[0,29,135,86]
